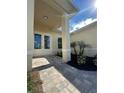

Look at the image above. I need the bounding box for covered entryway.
[27,0,78,71]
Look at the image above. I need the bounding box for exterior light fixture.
[43,16,48,20]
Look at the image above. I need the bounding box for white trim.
[62,49,71,52]
[34,31,41,35]
[27,50,33,55]
[42,34,44,49]
[70,21,97,34]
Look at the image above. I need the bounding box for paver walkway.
[32,56,97,93]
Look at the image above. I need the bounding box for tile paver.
[32,58,50,68]
[32,56,96,93]
[37,66,80,93]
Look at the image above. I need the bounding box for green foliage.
[77,41,91,55]
[56,51,62,57]
[77,55,86,65]
[93,55,97,65]
[71,42,77,48]
[27,72,43,93]
[27,72,36,93]
[77,41,91,65]
[71,42,77,55]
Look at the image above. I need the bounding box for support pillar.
[62,14,71,62]
[27,0,34,71]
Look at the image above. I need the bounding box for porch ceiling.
[34,0,78,29]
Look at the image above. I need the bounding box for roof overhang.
[42,0,78,14]
[34,0,78,31]
[71,21,97,34]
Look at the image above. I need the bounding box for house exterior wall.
[33,23,62,57]
[33,22,97,57]
[70,22,97,57]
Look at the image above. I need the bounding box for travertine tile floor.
[32,58,50,68]
[39,66,80,93]
[32,56,96,93]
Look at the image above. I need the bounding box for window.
[44,35,50,49]
[58,37,62,49]
[34,34,41,49]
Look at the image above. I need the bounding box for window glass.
[34,34,41,49]
[58,37,62,49]
[44,35,50,49]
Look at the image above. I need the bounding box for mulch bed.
[67,55,97,71]
[27,71,43,93]
[67,61,97,71]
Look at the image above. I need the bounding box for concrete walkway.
[32,56,97,93]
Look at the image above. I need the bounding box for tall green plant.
[71,42,77,55]
[77,41,91,64]
[78,41,90,56]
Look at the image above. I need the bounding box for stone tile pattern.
[32,56,97,93]
[32,58,50,68]
[39,67,80,93]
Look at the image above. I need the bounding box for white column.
[27,0,34,71]
[62,14,71,62]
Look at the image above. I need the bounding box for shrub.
[56,51,62,57]
[27,71,43,93]
[71,42,77,55]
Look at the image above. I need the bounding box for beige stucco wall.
[70,22,97,57]
[33,23,62,57]
[33,21,97,57]
[27,0,34,71]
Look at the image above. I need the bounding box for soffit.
[42,0,77,14]
[34,0,62,29]
[34,0,78,29]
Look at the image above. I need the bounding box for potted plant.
[70,42,78,64]
[77,41,91,65]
